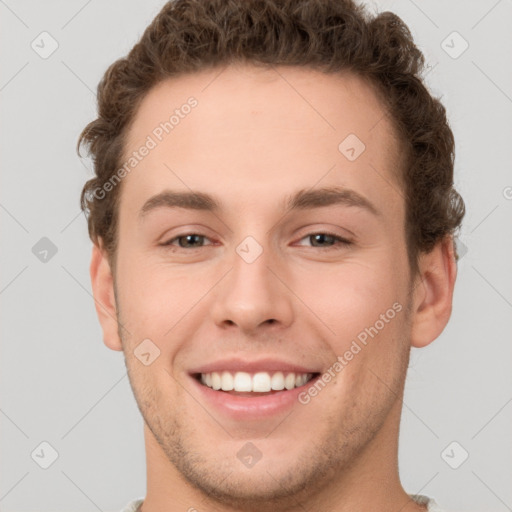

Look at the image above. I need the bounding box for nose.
[210,241,294,334]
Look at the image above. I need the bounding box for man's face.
[111,65,414,505]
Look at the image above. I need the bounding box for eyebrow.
[139,186,380,218]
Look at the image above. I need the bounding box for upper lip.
[188,357,321,375]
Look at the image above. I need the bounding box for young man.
[78,1,465,511]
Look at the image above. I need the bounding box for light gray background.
[1,1,511,511]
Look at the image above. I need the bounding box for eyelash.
[160,232,352,250]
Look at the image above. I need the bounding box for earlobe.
[410,235,458,348]
[89,243,123,351]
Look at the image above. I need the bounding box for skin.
[90,64,456,512]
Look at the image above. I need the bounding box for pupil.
[180,235,202,248]
[312,234,332,246]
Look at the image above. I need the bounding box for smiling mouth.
[193,370,320,397]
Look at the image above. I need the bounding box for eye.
[159,232,352,250]
[160,233,213,249]
[296,232,352,249]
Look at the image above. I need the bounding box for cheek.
[300,261,409,379]
[115,261,213,346]
[297,259,401,338]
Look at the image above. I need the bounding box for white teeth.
[233,371,252,391]
[211,372,222,390]
[220,371,234,391]
[199,371,314,392]
[271,371,285,390]
[253,372,271,392]
[284,373,296,390]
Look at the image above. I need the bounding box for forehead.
[121,64,404,218]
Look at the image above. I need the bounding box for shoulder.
[119,497,144,512]
[409,493,454,512]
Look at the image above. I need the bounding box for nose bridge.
[210,233,294,331]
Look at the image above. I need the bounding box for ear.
[410,235,458,348]
[89,243,123,351]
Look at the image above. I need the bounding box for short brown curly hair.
[78,0,465,278]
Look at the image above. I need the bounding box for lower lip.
[189,374,320,421]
